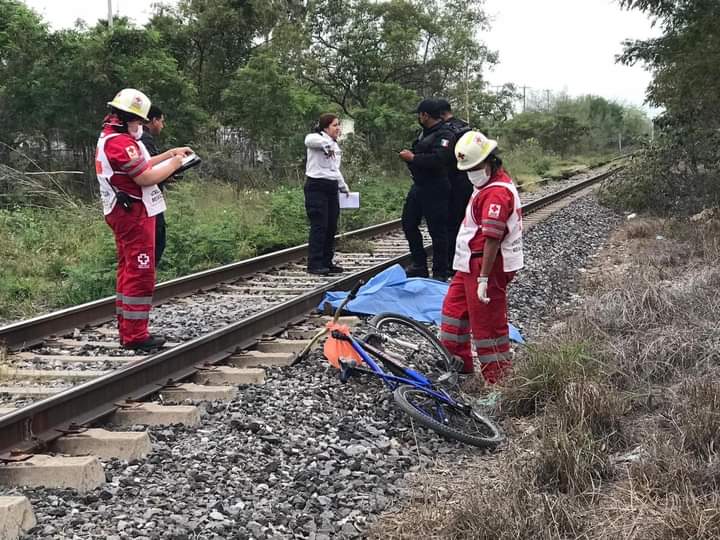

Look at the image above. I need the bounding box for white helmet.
[455,131,498,171]
[107,88,151,121]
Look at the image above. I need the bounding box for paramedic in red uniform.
[440,131,524,383]
[96,88,192,350]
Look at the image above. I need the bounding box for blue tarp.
[319,264,525,344]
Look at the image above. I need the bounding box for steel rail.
[0,165,622,456]
[0,220,401,349]
[0,165,623,350]
[0,253,411,456]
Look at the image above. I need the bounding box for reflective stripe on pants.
[106,202,156,345]
[439,254,515,383]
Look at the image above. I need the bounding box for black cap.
[436,98,451,113]
[414,98,442,115]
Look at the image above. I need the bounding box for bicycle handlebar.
[332,280,364,322]
[348,280,364,300]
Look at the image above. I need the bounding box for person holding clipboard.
[304,113,350,276]
[96,88,197,350]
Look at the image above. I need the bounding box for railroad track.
[0,163,621,460]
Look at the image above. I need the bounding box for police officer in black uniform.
[140,105,168,267]
[398,99,456,281]
[437,99,472,270]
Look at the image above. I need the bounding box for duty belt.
[116,191,140,212]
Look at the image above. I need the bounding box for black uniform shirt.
[443,117,472,185]
[444,117,471,139]
[140,130,167,191]
[407,121,456,191]
[140,131,159,157]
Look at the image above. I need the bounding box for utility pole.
[522,86,527,112]
[108,0,113,28]
[464,60,470,122]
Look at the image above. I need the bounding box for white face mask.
[129,124,143,140]
[467,167,490,187]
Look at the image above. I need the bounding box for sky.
[22,0,659,112]
[482,0,660,111]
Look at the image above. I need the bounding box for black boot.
[405,265,429,278]
[123,334,167,351]
[307,266,330,276]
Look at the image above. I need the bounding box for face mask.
[467,167,490,187]
[129,124,143,140]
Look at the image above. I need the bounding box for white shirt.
[304,132,349,192]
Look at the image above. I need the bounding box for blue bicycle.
[297,282,504,448]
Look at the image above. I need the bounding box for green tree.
[614,0,720,212]
[222,52,328,169]
[148,0,304,111]
[0,0,49,150]
[300,0,494,113]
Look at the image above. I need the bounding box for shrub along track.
[0,163,620,459]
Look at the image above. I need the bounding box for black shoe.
[405,265,429,278]
[307,266,330,276]
[327,264,345,274]
[123,334,166,351]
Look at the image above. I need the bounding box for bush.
[500,340,600,416]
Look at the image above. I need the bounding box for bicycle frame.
[295,279,467,412]
[342,334,463,407]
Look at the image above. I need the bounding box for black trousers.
[401,185,449,275]
[155,211,166,268]
[447,176,473,267]
[304,177,340,270]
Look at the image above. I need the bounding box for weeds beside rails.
[369,215,720,539]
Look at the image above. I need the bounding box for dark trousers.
[401,185,449,275]
[155,212,166,268]
[447,176,473,267]
[304,177,340,270]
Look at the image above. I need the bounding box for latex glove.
[477,277,490,304]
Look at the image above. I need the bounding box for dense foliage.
[605,0,720,214]
[0,0,649,200]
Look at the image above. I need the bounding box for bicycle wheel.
[368,313,453,377]
[393,384,504,448]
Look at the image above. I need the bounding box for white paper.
[154,153,199,173]
[181,153,199,166]
[339,192,360,209]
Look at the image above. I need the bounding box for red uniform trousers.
[105,202,156,345]
[440,256,514,383]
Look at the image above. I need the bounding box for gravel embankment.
[3,192,623,540]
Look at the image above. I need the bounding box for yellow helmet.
[455,131,498,171]
[107,88,151,121]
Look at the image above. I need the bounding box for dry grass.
[368,453,587,540]
[500,340,600,417]
[668,378,720,460]
[370,214,720,538]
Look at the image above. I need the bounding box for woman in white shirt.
[304,113,350,275]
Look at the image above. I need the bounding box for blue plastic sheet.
[319,264,525,344]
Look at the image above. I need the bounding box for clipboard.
[175,153,202,174]
[155,153,202,176]
[339,192,360,209]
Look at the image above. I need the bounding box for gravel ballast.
[2,191,623,540]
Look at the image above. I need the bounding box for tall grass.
[0,175,411,320]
